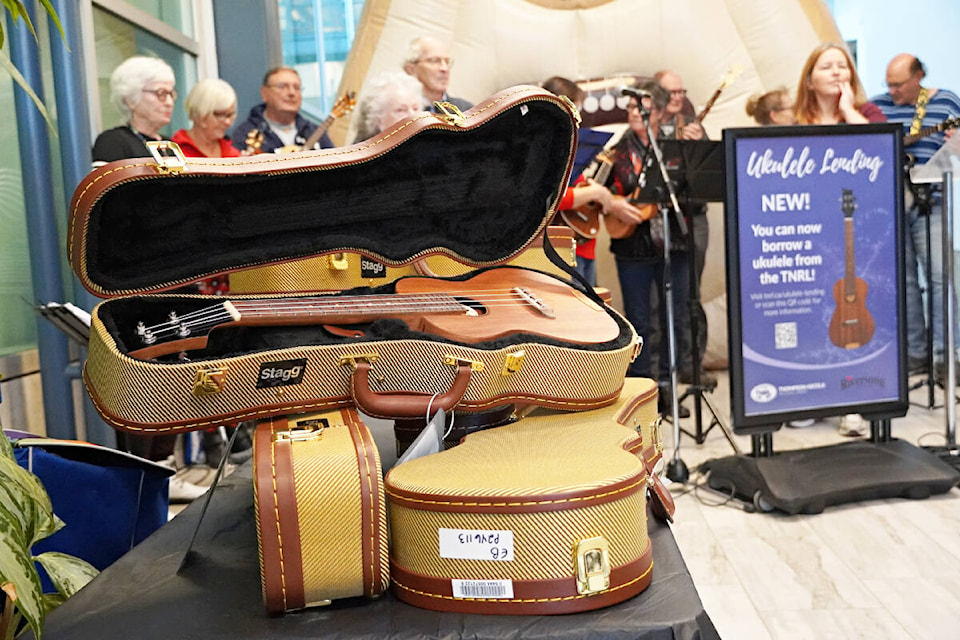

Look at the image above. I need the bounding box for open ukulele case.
[68,85,639,435]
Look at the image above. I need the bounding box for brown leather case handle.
[349,359,472,419]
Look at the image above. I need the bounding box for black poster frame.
[723,124,909,433]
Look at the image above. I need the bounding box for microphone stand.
[638,103,690,483]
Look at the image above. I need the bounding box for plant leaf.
[0,432,14,462]
[33,553,98,599]
[0,519,45,640]
[0,457,59,546]
[36,0,65,48]
[2,0,38,43]
[0,51,58,138]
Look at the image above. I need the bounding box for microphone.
[619,85,651,100]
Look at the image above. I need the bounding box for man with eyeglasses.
[652,69,716,390]
[403,36,472,114]
[871,54,960,378]
[231,66,334,154]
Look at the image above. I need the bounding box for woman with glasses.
[92,56,177,167]
[171,78,241,158]
[352,71,426,142]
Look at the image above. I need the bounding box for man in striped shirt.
[872,54,960,377]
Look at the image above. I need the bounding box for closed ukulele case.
[385,377,673,615]
[252,407,389,614]
[68,85,639,435]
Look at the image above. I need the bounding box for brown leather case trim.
[254,418,306,613]
[613,384,659,427]
[343,408,386,597]
[390,546,653,615]
[386,471,646,514]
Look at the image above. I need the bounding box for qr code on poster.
[774,322,797,349]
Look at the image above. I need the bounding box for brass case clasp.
[192,366,227,397]
[574,536,611,595]
[501,350,525,376]
[433,102,466,127]
[147,140,187,174]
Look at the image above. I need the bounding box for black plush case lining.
[83,98,573,295]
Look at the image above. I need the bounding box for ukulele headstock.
[841,188,856,218]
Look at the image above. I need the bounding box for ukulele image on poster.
[829,189,875,349]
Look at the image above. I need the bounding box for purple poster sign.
[725,125,907,428]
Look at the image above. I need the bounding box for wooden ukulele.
[902,116,960,147]
[245,91,357,154]
[829,189,875,349]
[128,268,621,360]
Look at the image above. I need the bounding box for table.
[40,463,719,640]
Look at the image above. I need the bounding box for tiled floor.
[667,369,960,639]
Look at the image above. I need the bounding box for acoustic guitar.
[829,189,875,349]
[128,268,621,361]
[244,91,357,154]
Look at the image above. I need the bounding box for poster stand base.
[702,439,959,515]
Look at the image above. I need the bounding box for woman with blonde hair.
[171,78,241,158]
[794,43,885,125]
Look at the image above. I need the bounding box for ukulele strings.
[139,288,548,336]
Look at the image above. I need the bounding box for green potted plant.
[1,0,64,132]
[0,430,98,639]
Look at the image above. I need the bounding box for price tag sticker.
[438,528,514,561]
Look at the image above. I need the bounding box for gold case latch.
[338,353,379,369]
[192,366,227,397]
[433,102,467,127]
[275,417,329,442]
[443,355,484,372]
[575,536,611,595]
[147,140,187,174]
[501,350,525,376]
[327,252,349,271]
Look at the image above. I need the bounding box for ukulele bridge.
[514,287,555,318]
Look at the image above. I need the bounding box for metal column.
[8,6,76,439]
[48,0,115,446]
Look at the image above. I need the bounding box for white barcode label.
[451,579,514,599]
[438,528,514,561]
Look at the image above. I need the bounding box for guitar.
[829,189,875,349]
[559,150,614,239]
[246,91,357,154]
[128,268,621,360]
[902,116,960,147]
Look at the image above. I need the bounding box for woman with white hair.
[171,78,241,158]
[92,55,177,166]
[352,71,425,143]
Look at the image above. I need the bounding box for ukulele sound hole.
[453,296,487,315]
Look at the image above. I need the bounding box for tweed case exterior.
[228,226,576,295]
[384,377,661,615]
[82,305,637,434]
[253,408,388,614]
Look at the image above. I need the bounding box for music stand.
[657,140,740,456]
[569,128,614,183]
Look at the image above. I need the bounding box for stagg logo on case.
[360,258,387,279]
[256,358,307,389]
